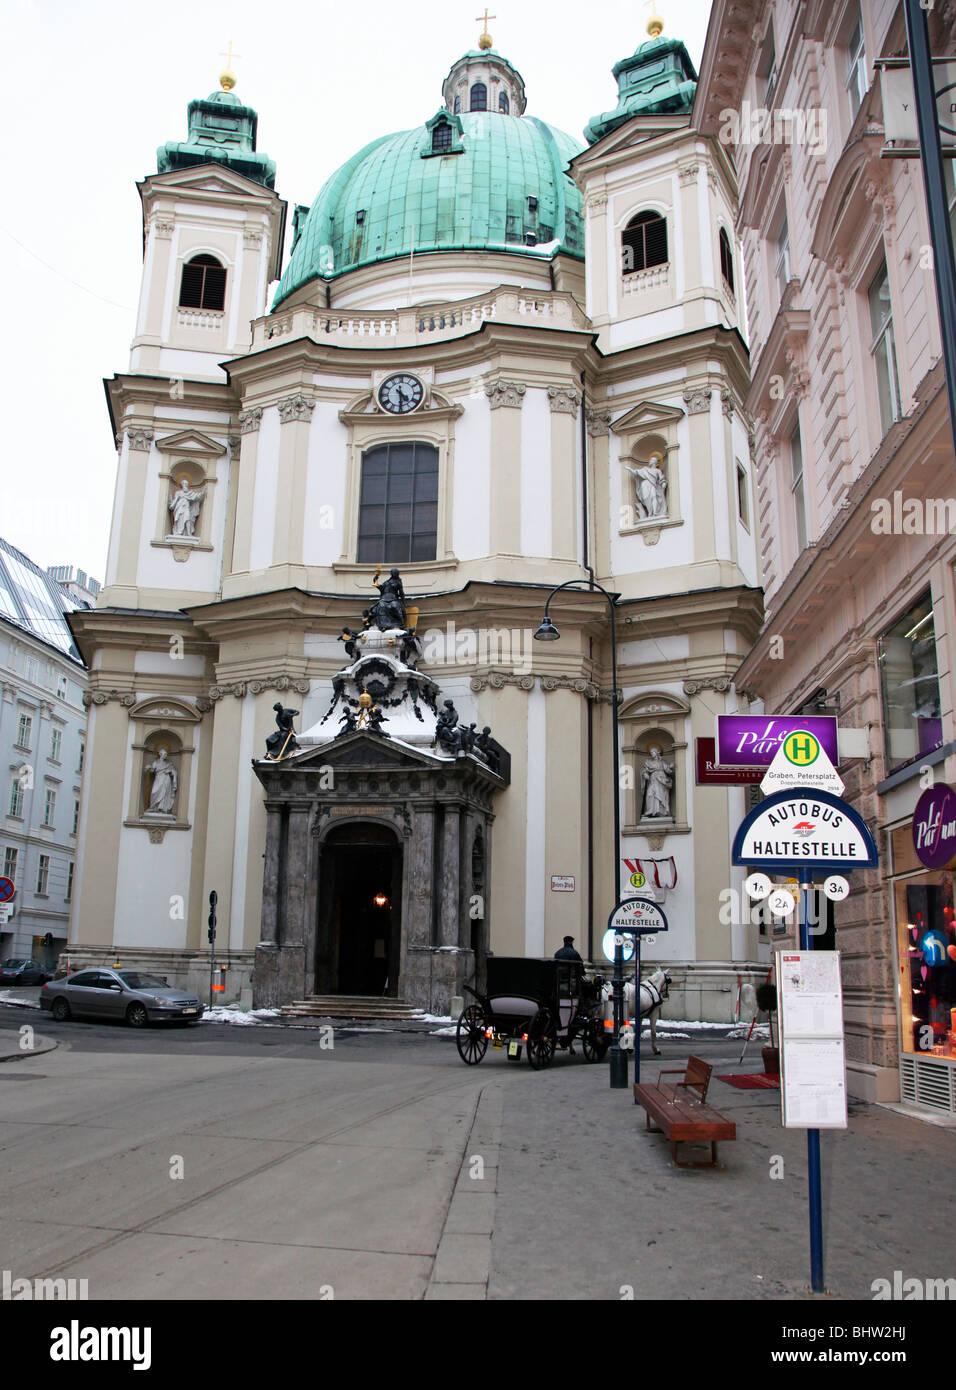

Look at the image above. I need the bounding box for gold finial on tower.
[645,2,664,38]
[219,40,241,91]
[475,8,496,50]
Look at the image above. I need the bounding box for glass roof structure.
[0,537,84,663]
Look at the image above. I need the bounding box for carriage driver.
[554,936,583,962]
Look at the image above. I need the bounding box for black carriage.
[456,957,610,1068]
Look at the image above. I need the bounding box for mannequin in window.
[626,452,668,520]
[169,477,206,537]
[146,747,178,815]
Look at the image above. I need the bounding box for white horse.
[601,968,671,1054]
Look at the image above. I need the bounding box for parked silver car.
[39,968,204,1027]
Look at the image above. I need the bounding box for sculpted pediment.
[281,733,443,771]
[155,429,227,458]
[610,400,685,436]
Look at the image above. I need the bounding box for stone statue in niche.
[640,744,674,819]
[169,477,206,537]
[145,746,178,816]
[626,452,668,521]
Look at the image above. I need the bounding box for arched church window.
[357,442,439,564]
[432,121,453,154]
[719,227,735,293]
[453,94,461,114]
[179,254,226,311]
[622,211,667,275]
[470,82,487,111]
[498,91,510,113]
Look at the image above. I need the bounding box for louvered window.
[179,255,226,311]
[622,212,667,273]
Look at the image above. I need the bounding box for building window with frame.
[869,260,902,436]
[470,82,487,111]
[736,460,750,528]
[50,727,62,762]
[43,788,56,828]
[66,861,74,902]
[72,799,80,836]
[719,227,735,293]
[36,854,49,895]
[498,91,510,113]
[8,779,23,818]
[879,591,942,773]
[56,674,68,700]
[622,211,668,274]
[178,255,226,311]
[3,847,17,882]
[453,94,461,114]
[775,213,792,303]
[759,28,777,106]
[357,442,439,565]
[16,713,32,750]
[790,422,808,552]
[431,120,452,154]
[77,740,85,773]
[846,10,868,118]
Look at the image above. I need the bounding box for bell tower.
[130,66,286,378]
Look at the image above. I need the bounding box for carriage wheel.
[582,1018,610,1062]
[456,1005,489,1065]
[527,1008,557,1070]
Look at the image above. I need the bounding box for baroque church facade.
[68,19,764,1017]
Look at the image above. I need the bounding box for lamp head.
[534,615,560,642]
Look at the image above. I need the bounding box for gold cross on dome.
[218,40,242,90]
[476,9,496,47]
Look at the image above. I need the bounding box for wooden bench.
[633,1056,736,1168]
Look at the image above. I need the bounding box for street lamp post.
[535,567,628,1089]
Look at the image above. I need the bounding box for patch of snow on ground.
[200,1006,280,1026]
[431,1025,459,1037]
[0,991,41,1009]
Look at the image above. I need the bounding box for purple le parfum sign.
[913,784,956,869]
[715,715,839,768]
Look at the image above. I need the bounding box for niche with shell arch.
[620,691,690,839]
[151,429,224,561]
[611,400,684,545]
[125,697,201,837]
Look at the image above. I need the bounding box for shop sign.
[695,738,763,784]
[715,715,838,768]
[912,783,956,869]
[732,790,879,873]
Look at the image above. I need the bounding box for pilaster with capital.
[485,379,526,410]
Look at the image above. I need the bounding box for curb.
[425,1083,502,1301]
[0,1034,58,1063]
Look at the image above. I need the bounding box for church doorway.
[315,823,402,997]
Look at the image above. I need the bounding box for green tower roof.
[157,88,276,189]
[273,109,584,304]
[584,34,698,144]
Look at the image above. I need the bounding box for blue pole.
[800,881,825,1294]
[634,935,641,1087]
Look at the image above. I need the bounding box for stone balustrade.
[250,285,588,350]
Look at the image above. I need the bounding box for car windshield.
[117,973,169,990]
[4,959,28,968]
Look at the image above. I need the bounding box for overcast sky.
[1,0,712,583]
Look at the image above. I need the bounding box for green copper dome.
[273,108,584,305]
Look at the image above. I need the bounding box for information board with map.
[776,950,848,1129]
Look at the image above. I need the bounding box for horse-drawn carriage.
[456,957,610,1068]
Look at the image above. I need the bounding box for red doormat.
[717,1072,780,1090]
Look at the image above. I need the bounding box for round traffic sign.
[768,888,796,917]
[783,730,820,766]
[745,872,772,900]
[602,928,635,963]
[629,870,646,889]
[0,877,14,902]
[823,875,849,902]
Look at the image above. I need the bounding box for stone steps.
[278,995,426,1021]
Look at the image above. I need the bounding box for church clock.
[378,373,424,414]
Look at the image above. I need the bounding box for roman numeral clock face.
[378,374,424,414]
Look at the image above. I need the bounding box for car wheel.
[51,997,71,1022]
[126,1002,149,1028]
